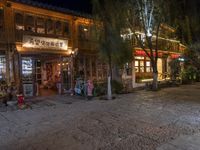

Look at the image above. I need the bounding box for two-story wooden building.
[0,0,186,96]
[0,0,108,96]
[121,24,186,88]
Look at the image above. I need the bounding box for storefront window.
[135,60,139,72]
[140,61,144,72]
[0,56,6,80]
[55,21,62,35]
[15,13,24,31]
[46,19,54,34]
[97,60,107,80]
[135,57,145,73]
[0,8,4,31]
[22,58,33,82]
[125,62,132,76]
[135,56,152,73]
[25,15,35,32]
[36,17,45,34]
[146,61,151,72]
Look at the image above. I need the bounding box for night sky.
[31,0,92,14]
[30,0,200,15]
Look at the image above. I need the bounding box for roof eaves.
[11,0,92,19]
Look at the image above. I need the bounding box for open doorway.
[36,56,71,96]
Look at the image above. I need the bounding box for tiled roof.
[11,0,92,18]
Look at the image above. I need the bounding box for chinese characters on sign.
[22,35,68,50]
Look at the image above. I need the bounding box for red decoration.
[135,49,163,57]
[171,54,180,59]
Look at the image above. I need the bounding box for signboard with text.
[22,35,68,50]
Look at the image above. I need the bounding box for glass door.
[22,57,34,97]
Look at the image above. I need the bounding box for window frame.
[134,56,152,73]
[46,19,54,35]
[55,21,62,35]
[25,15,35,32]
[63,21,70,37]
[0,55,6,80]
[78,24,90,40]
[15,12,24,31]
[36,17,45,34]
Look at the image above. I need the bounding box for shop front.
[133,49,181,83]
[17,35,73,97]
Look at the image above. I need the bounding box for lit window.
[0,56,6,80]
[78,25,90,40]
[46,19,54,34]
[146,61,151,72]
[36,18,45,34]
[135,56,144,60]
[22,58,33,82]
[135,60,139,72]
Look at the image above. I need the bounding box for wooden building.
[0,0,186,96]
[0,0,107,96]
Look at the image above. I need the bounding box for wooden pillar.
[59,56,63,94]
[96,59,98,81]
[18,53,23,94]
[132,55,136,88]
[83,55,86,81]
[5,45,10,83]
[89,56,92,79]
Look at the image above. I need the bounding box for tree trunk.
[107,76,112,100]
[107,55,112,100]
[152,72,158,90]
[152,60,158,90]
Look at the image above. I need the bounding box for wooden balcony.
[134,37,181,53]
[15,30,71,44]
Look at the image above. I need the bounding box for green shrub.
[181,66,199,83]
[93,82,107,96]
[93,80,124,96]
[112,80,124,94]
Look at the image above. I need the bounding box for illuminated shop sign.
[22,35,68,50]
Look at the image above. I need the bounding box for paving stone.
[0,83,200,150]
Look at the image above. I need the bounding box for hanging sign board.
[22,35,68,50]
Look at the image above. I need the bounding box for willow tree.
[127,0,166,90]
[92,0,132,99]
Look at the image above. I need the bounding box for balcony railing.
[133,37,181,53]
[15,30,71,43]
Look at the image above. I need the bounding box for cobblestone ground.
[0,83,200,150]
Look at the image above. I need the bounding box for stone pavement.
[157,133,200,150]
[0,83,200,150]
